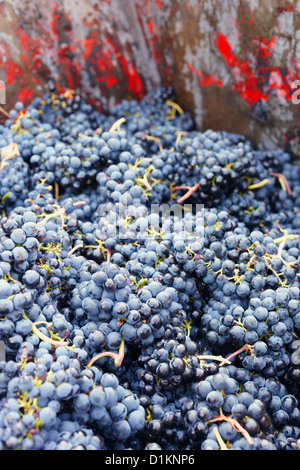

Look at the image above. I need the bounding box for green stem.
[197,354,231,365]
[23,313,70,348]
[213,427,229,450]
[109,117,126,133]
[248,178,270,190]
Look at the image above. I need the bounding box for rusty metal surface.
[0,0,299,151]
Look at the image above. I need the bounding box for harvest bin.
[0,0,300,453]
[0,0,299,154]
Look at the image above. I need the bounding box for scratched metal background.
[0,0,299,152]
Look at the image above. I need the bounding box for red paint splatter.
[186,31,291,111]
[106,37,145,96]
[76,32,145,97]
[215,32,285,107]
[186,62,223,87]
[1,60,23,86]
[277,5,293,13]
[0,38,40,107]
[17,88,34,103]
[15,27,54,78]
[50,21,59,41]
[253,35,276,57]
[148,20,154,33]
[80,35,120,89]
[106,75,118,88]
[155,0,162,11]
[0,3,6,16]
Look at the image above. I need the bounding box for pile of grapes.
[0,84,300,450]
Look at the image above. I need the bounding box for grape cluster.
[0,84,299,451]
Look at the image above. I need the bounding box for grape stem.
[0,105,16,122]
[54,181,60,200]
[220,344,253,367]
[207,407,253,445]
[197,354,232,365]
[68,244,84,257]
[175,130,188,145]
[73,200,86,206]
[24,314,71,348]
[248,178,270,190]
[142,134,163,152]
[37,204,68,230]
[269,172,291,195]
[166,99,184,115]
[109,117,126,133]
[86,339,125,368]
[213,426,230,450]
[177,182,200,203]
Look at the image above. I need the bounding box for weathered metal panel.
[0,0,299,151]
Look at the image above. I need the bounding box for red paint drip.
[50,21,59,41]
[1,60,23,86]
[186,62,223,87]
[148,20,154,33]
[216,32,299,105]
[277,5,293,12]
[155,0,162,11]
[17,88,34,103]
[215,32,280,107]
[105,37,145,96]
[80,35,119,89]
[0,38,39,107]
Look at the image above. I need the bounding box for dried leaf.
[0,142,20,170]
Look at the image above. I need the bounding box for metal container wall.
[0,0,299,151]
